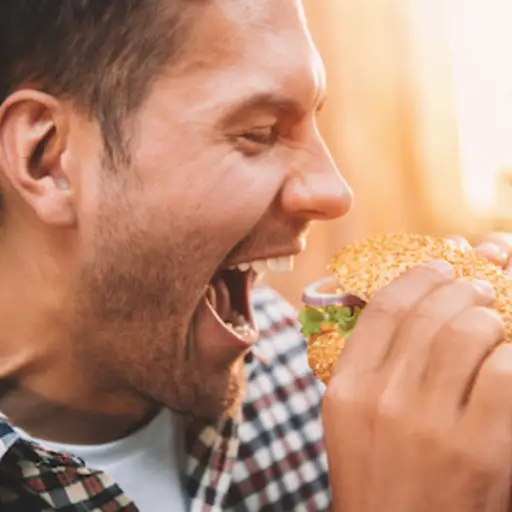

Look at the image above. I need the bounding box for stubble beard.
[69,200,247,421]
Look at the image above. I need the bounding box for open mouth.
[201,256,295,347]
[205,268,258,344]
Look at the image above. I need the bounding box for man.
[1,1,512,511]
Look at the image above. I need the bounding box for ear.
[0,90,76,227]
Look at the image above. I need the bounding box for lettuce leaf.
[298,305,362,338]
[298,306,326,337]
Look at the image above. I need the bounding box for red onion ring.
[302,276,366,308]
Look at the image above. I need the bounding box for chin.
[158,354,248,422]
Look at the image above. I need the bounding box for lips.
[191,270,258,365]
[206,269,258,345]
[191,253,297,362]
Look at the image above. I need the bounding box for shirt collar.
[0,418,20,462]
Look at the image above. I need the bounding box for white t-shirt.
[23,408,188,512]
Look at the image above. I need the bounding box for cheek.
[132,141,285,244]
[200,161,284,246]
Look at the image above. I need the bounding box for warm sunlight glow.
[448,0,512,217]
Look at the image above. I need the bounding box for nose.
[280,137,354,220]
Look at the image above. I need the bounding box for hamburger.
[299,232,512,385]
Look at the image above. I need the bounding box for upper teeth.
[231,256,295,274]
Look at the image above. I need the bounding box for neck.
[0,343,159,445]
[0,237,157,445]
[2,384,160,445]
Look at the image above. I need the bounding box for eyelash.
[240,126,278,146]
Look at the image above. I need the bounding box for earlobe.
[0,90,77,227]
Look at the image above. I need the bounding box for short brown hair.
[0,0,199,165]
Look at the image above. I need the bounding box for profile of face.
[0,0,353,421]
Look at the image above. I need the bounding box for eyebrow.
[219,91,327,127]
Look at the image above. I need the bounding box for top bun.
[328,233,512,340]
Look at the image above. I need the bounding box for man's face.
[68,0,353,419]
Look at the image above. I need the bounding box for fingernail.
[471,279,495,298]
[445,236,471,252]
[445,238,459,250]
[476,241,501,253]
[425,260,454,277]
[475,242,508,264]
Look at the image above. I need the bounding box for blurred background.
[266,0,512,307]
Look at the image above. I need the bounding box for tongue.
[211,276,231,321]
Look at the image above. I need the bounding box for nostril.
[302,209,327,218]
[281,169,354,220]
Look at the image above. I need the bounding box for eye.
[240,126,278,145]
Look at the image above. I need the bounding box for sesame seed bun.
[306,233,512,385]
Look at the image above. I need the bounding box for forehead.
[169,0,325,109]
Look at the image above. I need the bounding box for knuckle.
[412,281,480,323]
[441,307,505,346]
[454,279,483,296]
[406,263,452,286]
[405,307,436,328]
[481,343,512,381]
[375,389,405,427]
[360,298,403,325]
[363,264,453,325]
[323,375,370,418]
[443,279,492,307]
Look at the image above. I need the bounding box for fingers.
[475,242,510,269]
[482,232,512,254]
[424,306,505,415]
[474,232,512,272]
[465,343,512,436]
[446,232,512,272]
[445,234,472,253]
[338,262,454,377]
[382,279,496,392]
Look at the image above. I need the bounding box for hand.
[447,233,512,274]
[323,262,512,512]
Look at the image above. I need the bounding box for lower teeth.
[225,315,254,337]
[228,323,253,336]
[226,311,246,327]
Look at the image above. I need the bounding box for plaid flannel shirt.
[0,287,331,511]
